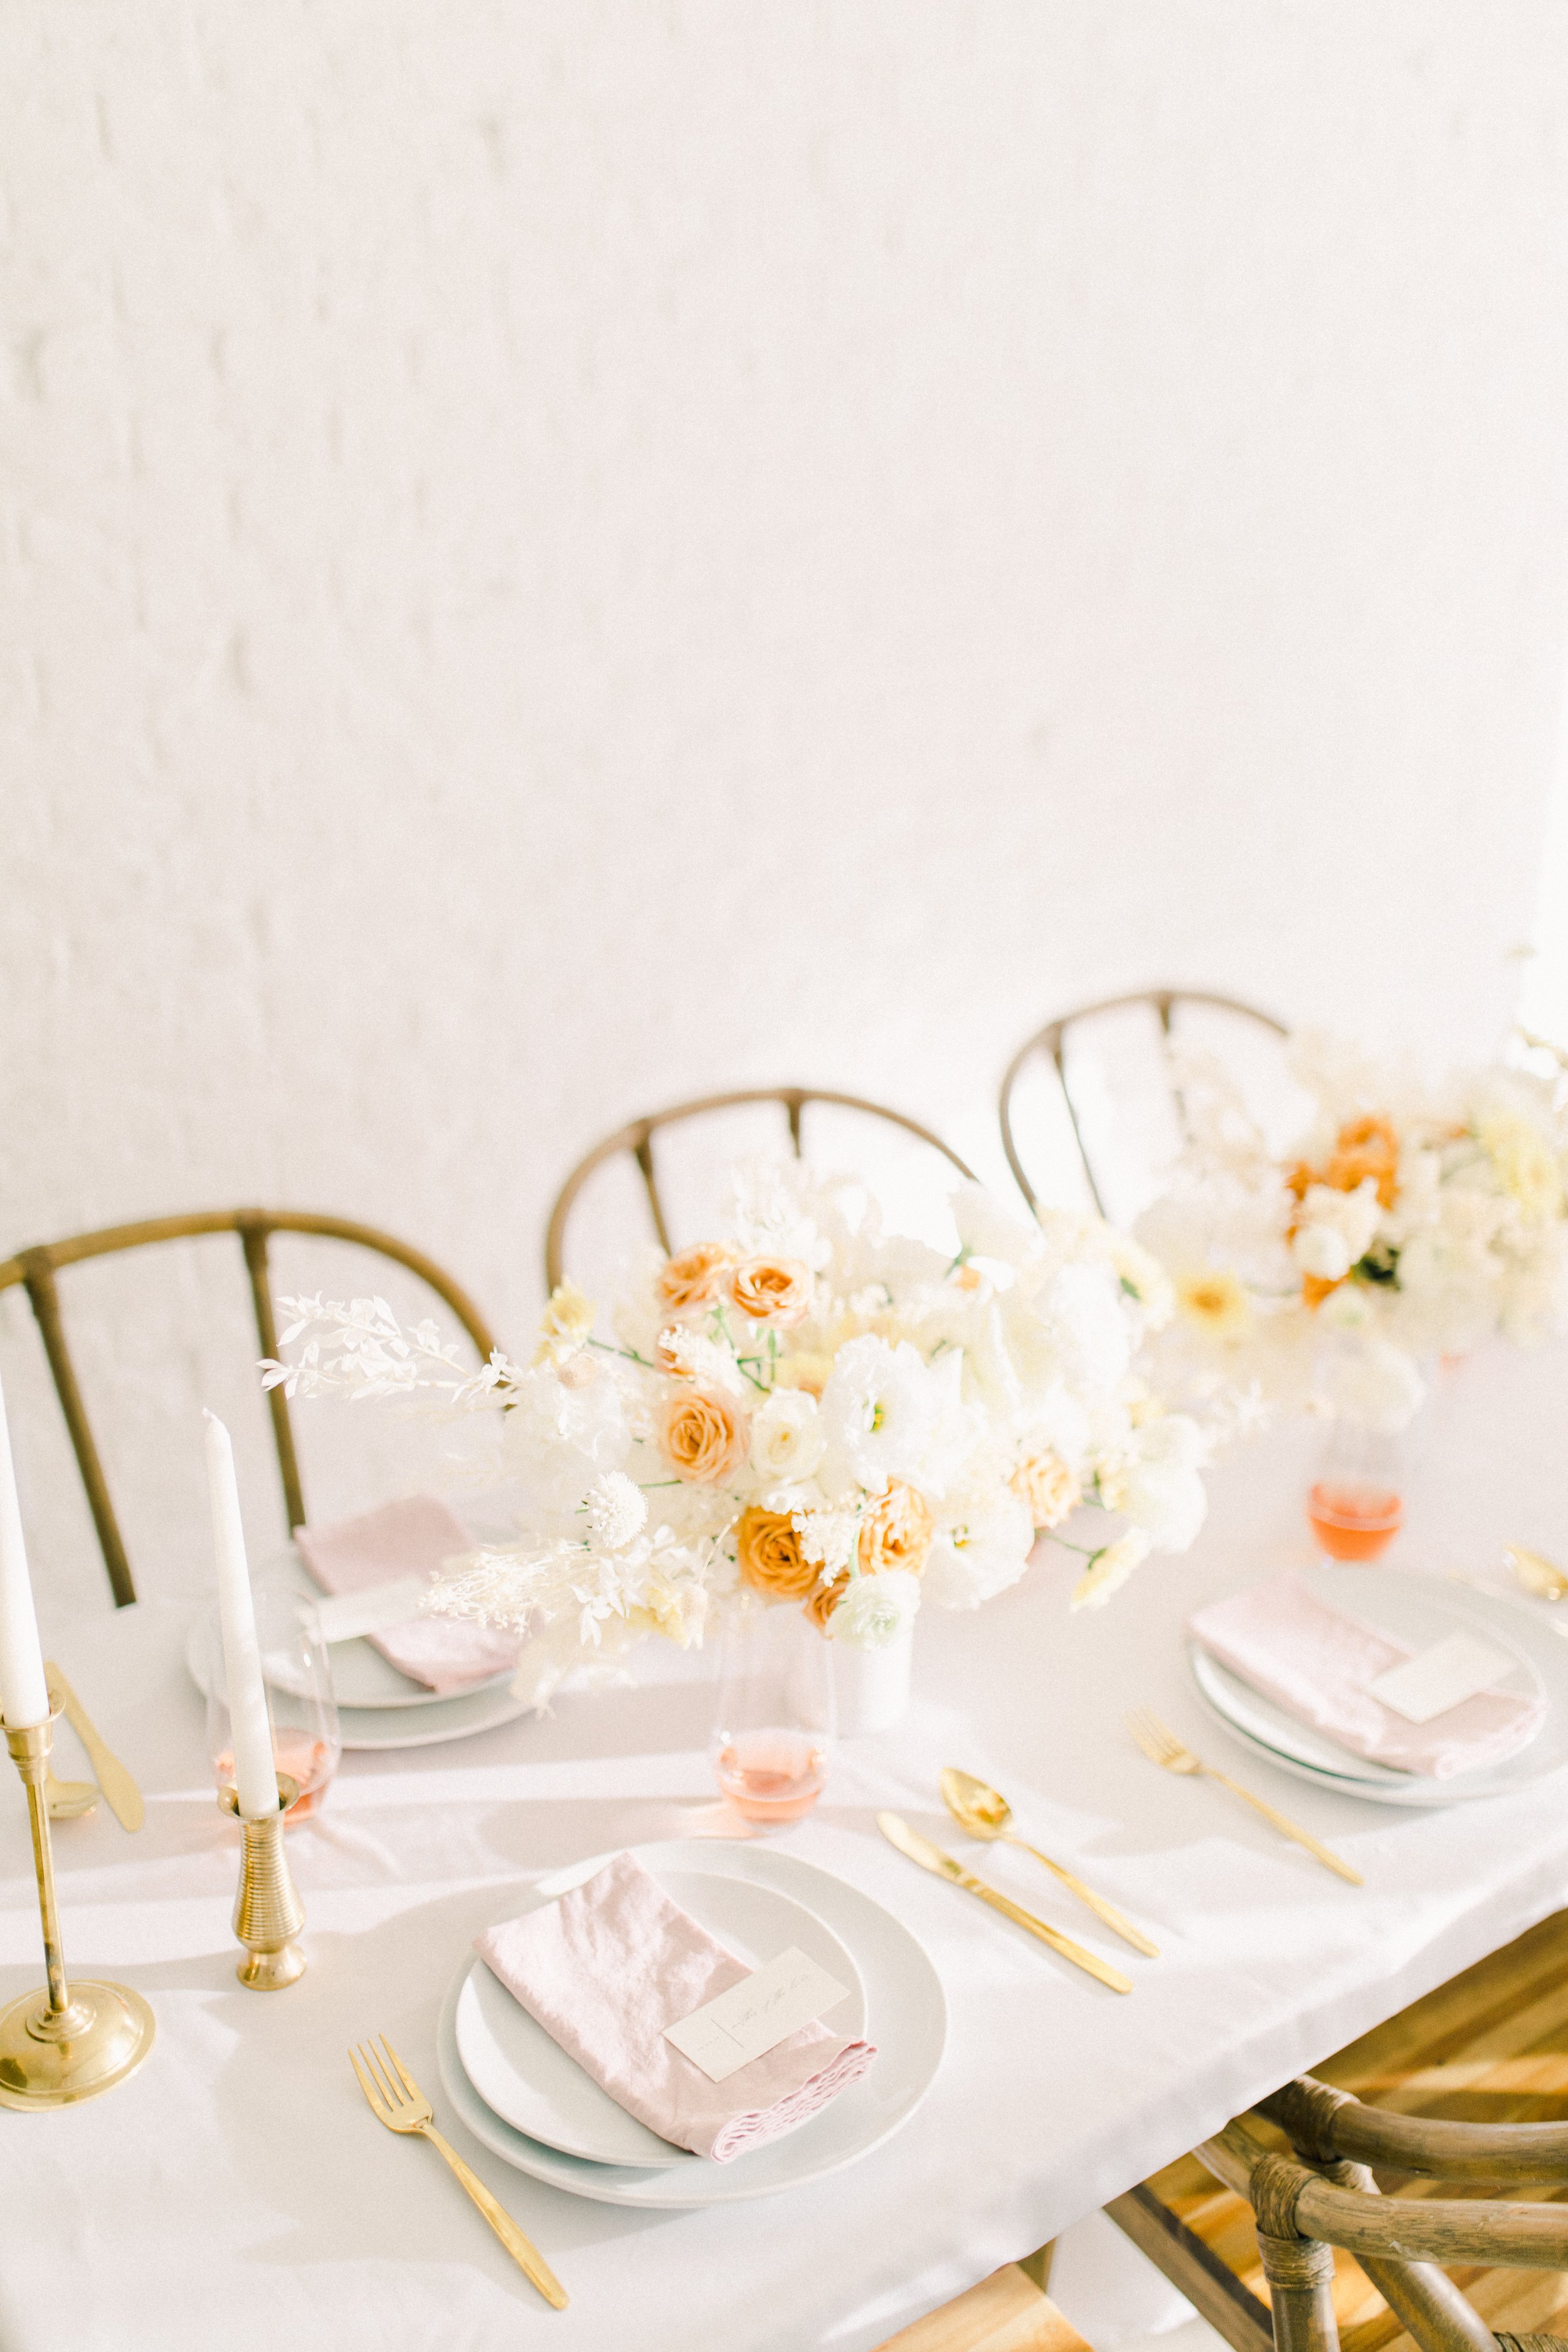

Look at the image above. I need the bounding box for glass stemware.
[1306,1420,1405,1562]
[709,1603,834,1830]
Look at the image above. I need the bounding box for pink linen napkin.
[476,1851,877,2163]
[295,1495,517,1697]
[1189,1572,1544,1780]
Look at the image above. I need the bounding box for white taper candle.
[0,1372,49,1730]
[204,1411,278,1819]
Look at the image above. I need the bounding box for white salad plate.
[184,1547,527,1751]
[454,1863,867,2168]
[1191,1565,1567,1808]
[438,1839,947,2208]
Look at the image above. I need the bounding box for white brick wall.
[5,2,1568,1618]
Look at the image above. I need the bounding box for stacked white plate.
[184,1547,531,1750]
[437,1838,948,2208]
[1190,1564,1568,1807]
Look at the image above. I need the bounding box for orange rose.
[657,1242,736,1317]
[726,1256,813,1328]
[1010,1451,1081,1529]
[657,1388,750,1485]
[805,1571,850,1631]
[857,1480,933,1577]
[735,1508,818,1601]
[1324,1115,1400,1209]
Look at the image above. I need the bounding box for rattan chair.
[1193,2082,1568,2352]
[0,1209,496,1608]
[544,1088,977,1291]
[999,990,1288,1219]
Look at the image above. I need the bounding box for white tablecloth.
[6,1347,1568,2352]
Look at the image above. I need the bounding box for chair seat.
[1116,1910,1568,2352]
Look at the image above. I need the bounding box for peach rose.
[1010,1451,1081,1530]
[771,1351,835,1399]
[657,1242,736,1317]
[805,1570,851,1631]
[857,1480,933,1577]
[657,1387,750,1485]
[735,1508,818,1601]
[726,1256,813,1328]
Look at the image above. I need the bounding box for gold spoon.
[1505,1545,1568,1602]
[940,1767,1160,1957]
[45,1767,100,1820]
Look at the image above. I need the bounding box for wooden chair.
[871,2252,1089,2352]
[1110,1909,1568,2352]
[544,1088,977,1291]
[999,991,1288,1220]
[0,1209,497,1608]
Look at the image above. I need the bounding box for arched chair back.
[1000,990,1289,1222]
[0,1210,496,1608]
[544,1088,976,1292]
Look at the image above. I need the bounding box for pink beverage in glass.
[216,1730,336,1823]
[713,1729,827,1825]
[1306,1480,1404,1562]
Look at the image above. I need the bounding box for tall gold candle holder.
[0,1711,156,2109]
[221,1774,306,1989]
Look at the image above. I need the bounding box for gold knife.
[877,1813,1133,1993]
[45,1663,143,1832]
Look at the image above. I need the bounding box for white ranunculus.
[1114,1458,1207,1552]
[950,1182,1044,1270]
[923,1493,1037,1609]
[1290,1180,1382,1283]
[1070,1528,1152,1609]
[748,1388,826,1483]
[825,1567,923,1649]
[1323,1338,1425,1433]
[818,1334,941,1491]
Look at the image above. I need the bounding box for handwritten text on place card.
[1367,1631,1517,1725]
[662,1948,850,2084]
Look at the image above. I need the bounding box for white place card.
[313,1575,428,1645]
[1367,1631,1516,1724]
[662,1947,850,2084]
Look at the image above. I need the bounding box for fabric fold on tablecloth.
[476,1850,876,2162]
[295,1495,518,1696]
[1189,1572,1543,1779]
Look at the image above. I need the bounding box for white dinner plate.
[437,1840,946,2207]
[184,1559,531,1752]
[455,1863,866,2168]
[1190,1565,1568,1808]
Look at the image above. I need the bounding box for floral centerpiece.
[266,1163,1216,1705]
[1135,1039,1568,1432]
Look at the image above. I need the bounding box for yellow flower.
[772,1351,835,1398]
[1478,1112,1565,1227]
[1174,1266,1253,1342]
[532,1278,596,1367]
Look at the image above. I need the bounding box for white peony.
[817,1335,941,1492]
[1111,1458,1207,1553]
[1070,1528,1152,1609]
[825,1567,923,1649]
[1290,1180,1382,1283]
[1032,1262,1133,1397]
[924,1493,1036,1609]
[748,1389,826,1483]
[950,1182,1043,1271]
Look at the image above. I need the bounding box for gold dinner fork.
[348,2036,568,2309]
[1126,1710,1364,1887]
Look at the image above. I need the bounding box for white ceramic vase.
[828,1618,913,1737]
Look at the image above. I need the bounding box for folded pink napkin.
[477,1852,877,2163]
[1189,1572,1544,1780]
[295,1495,517,1697]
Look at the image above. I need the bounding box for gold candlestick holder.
[0,1711,156,2109]
[221,1775,306,1989]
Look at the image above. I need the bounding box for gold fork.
[1126,1710,1364,1886]
[349,2036,568,2308]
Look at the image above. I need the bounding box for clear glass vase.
[709,1602,834,1830]
[1305,1419,1406,1563]
[203,1574,342,1825]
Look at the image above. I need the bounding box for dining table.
[5,1342,1568,2352]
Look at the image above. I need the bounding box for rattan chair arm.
[1260,2078,1568,2185]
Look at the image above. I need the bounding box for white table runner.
[4,1344,1567,2351]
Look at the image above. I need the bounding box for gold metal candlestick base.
[0,1714,156,2109]
[222,1776,306,1989]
